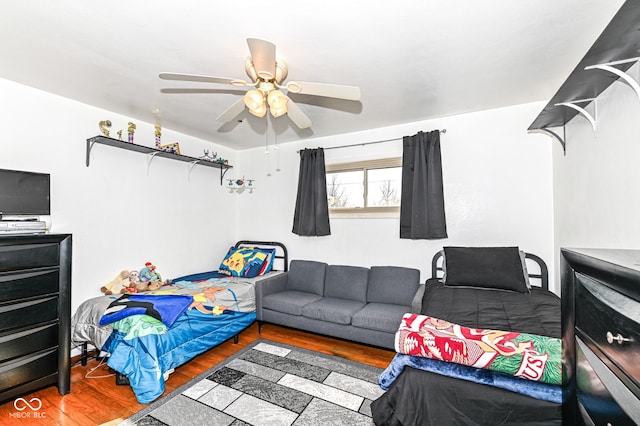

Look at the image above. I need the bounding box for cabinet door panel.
[0,297,57,332]
[0,269,59,302]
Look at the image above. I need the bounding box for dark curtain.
[400,130,447,239]
[292,148,331,236]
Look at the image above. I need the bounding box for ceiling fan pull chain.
[265,116,270,155]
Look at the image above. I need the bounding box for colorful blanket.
[99,294,193,327]
[395,313,562,385]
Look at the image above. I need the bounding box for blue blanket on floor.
[379,353,562,403]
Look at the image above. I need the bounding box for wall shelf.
[86,135,232,184]
[528,0,640,151]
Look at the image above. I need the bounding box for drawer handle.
[606,331,632,345]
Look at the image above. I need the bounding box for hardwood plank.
[0,323,395,425]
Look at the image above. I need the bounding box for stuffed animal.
[100,270,130,295]
[139,262,162,282]
[135,280,163,292]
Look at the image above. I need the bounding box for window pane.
[327,171,364,208]
[367,167,401,207]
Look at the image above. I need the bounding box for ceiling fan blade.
[247,38,276,80]
[285,97,312,129]
[216,98,246,123]
[286,81,361,101]
[159,72,247,86]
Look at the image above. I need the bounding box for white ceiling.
[0,1,625,150]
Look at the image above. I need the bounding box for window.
[326,158,402,217]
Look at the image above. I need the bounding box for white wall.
[553,62,640,279]
[0,78,239,312]
[236,102,556,291]
[0,76,559,312]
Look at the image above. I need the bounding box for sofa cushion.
[302,297,366,325]
[352,303,408,333]
[324,265,369,302]
[262,290,323,316]
[367,266,420,305]
[288,260,327,296]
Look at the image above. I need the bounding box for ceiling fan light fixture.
[268,89,288,118]
[244,89,267,117]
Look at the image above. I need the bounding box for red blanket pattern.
[395,313,562,384]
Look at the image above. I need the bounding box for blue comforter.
[102,269,258,404]
[104,308,256,404]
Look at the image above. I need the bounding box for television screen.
[0,168,51,216]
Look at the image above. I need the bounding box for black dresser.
[0,234,72,404]
[561,248,640,425]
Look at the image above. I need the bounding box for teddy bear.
[135,280,163,292]
[100,270,130,295]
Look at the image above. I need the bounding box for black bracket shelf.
[528,0,640,154]
[86,135,231,185]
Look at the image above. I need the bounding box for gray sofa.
[255,260,424,349]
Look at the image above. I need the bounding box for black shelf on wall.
[86,135,232,184]
[528,0,640,153]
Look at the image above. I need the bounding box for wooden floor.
[0,323,395,425]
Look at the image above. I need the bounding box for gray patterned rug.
[121,339,385,426]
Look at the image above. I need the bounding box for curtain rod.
[297,129,446,153]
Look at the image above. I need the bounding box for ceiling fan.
[159,38,361,129]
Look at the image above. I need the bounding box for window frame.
[326,157,402,217]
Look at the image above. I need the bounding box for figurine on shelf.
[117,130,123,140]
[216,157,228,165]
[154,124,162,148]
[200,149,217,162]
[98,120,112,137]
[127,122,136,143]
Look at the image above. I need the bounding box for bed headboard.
[235,240,289,272]
[431,250,549,290]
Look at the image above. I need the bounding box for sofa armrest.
[255,272,289,320]
[410,283,425,313]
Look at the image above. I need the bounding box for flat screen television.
[0,168,51,218]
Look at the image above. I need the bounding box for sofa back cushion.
[287,260,327,296]
[324,265,369,302]
[367,266,420,305]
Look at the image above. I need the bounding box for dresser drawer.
[576,273,640,388]
[0,269,59,302]
[0,297,58,333]
[0,322,58,363]
[576,337,640,425]
[0,348,58,393]
[0,243,59,272]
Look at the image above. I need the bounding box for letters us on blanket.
[395,313,562,385]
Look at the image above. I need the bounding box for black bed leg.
[258,320,263,334]
[234,334,239,344]
[81,342,88,366]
